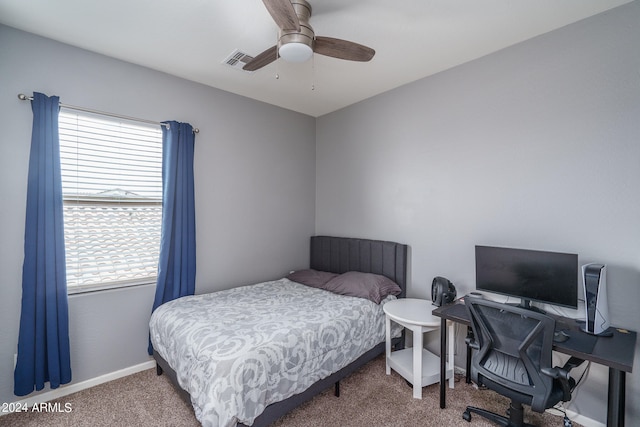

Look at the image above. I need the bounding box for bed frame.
[154,235,408,427]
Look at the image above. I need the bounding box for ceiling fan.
[243,0,375,72]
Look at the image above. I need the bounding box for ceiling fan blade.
[243,45,279,71]
[262,0,300,31]
[314,36,375,62]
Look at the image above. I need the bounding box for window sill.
[67,279,156,295]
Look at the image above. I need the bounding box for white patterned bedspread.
[149,278,400,427]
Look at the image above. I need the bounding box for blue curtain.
[14,92,72,396]
[148,121,196,355]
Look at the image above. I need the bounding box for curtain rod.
[17,93,199,133]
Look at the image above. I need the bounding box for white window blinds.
[58,110,163,292]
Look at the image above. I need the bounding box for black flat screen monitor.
[475,245,578,311]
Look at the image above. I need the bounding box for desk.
[432,302,636,427]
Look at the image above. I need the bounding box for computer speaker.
[581,263,612,336]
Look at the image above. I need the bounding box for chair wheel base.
[464,405,529,427]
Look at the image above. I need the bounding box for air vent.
[223,49,255,72]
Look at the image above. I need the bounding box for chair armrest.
[541,367,573,401]
[465,336,480,350]
[541,367,570,380]
[562,356,586,371]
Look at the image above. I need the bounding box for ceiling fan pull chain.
[311,54,315,91]
[275,31,280,80]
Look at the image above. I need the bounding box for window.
[59,110,163,293]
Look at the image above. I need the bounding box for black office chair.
[463,296,583,427]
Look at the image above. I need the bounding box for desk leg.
[607,368,625,427]
[385,316,391,375]
[466,326,472,384]
[413,326,423,399]
[448,320,454,389]
[440,317,447,409]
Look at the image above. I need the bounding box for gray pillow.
[286,269,338,289]
[323,271,402,304]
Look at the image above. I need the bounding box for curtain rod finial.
[18,93,28,100]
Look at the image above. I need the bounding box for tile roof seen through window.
[64,200,161,289]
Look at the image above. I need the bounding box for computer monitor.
[475,245,578,311]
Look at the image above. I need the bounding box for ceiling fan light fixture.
[278,42,313,63]
[243,0,375,71]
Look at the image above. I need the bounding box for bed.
[150,236,408,427]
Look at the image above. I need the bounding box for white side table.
[384,298,454,399]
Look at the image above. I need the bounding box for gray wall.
[0,25,316,406]
[316,2,639,425]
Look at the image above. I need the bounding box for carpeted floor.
[1,354,580,427]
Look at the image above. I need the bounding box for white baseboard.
[565,409,605,427]
[1,360,156,416]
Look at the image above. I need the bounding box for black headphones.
[432,276,457,307]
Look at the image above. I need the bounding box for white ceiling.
[0,0,632,117]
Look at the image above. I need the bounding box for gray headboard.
[310,236,408,298]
